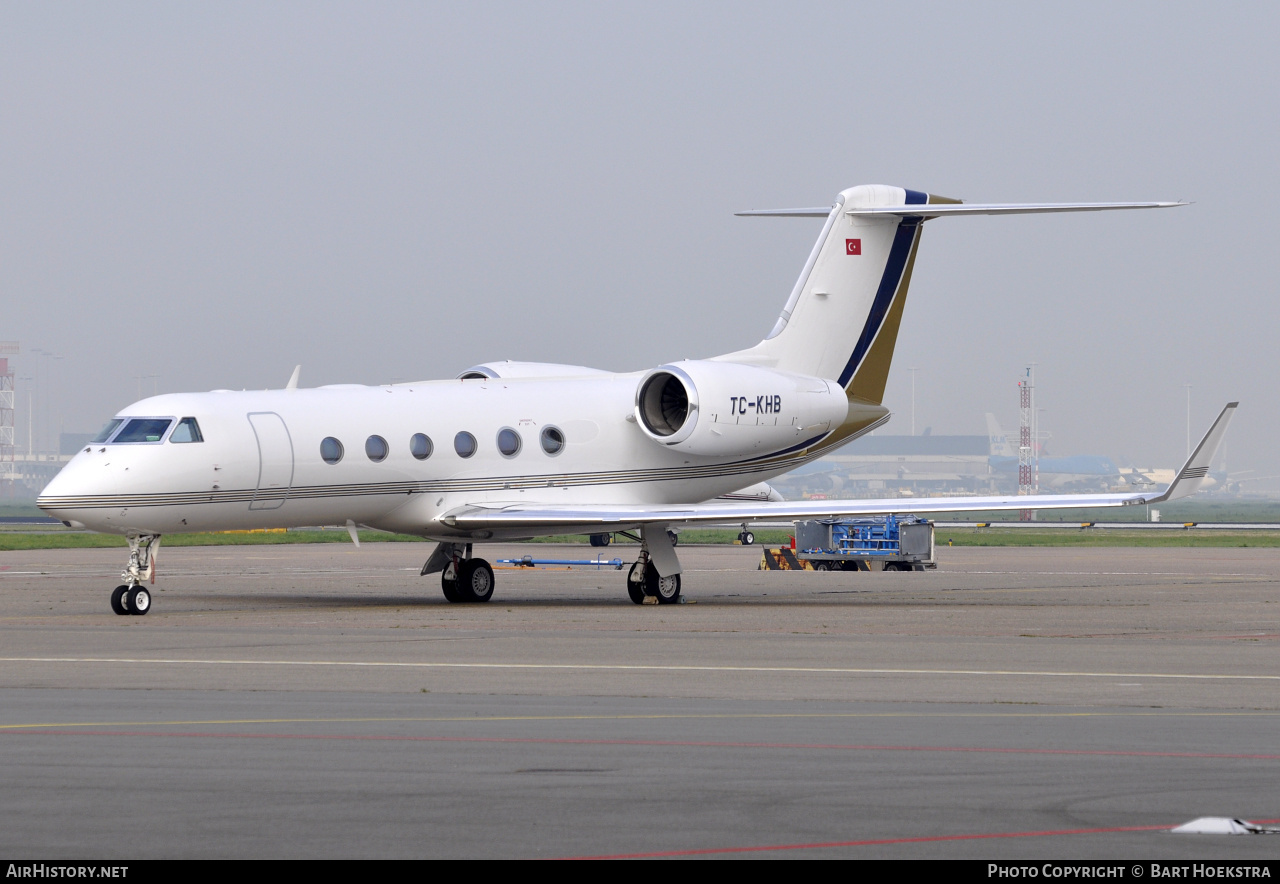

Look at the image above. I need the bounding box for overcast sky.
[2,3,1276,485]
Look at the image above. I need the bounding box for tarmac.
[1,542,1278,859]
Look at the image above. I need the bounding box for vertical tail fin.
[718,185,958,405]
[717,186,1180,409]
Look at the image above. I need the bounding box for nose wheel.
[110,584,152,616]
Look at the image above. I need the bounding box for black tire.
[589,533,611,547]
[626,562,647,604]
[646,563,682,605]
[812,561,829,572]
[667,530,679,547]
[110,585,129,616]
[126,586,151,615]
[441,567,463,603]
[742,531,755,546]
[458,559,495,603]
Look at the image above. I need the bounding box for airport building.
[774,434,997,499]
[772,431,1133,499]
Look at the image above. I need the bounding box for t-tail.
[717,185,1185,408]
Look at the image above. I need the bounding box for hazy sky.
[3,3,1277,484]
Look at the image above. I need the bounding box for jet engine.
[634,361,848,457]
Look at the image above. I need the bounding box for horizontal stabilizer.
[736,208,834,217]
[735,202,1186,219]
[845,201,1187,217]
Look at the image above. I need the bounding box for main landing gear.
[626,558,682,605]
[442,556,495,603]
[625,524,682,605]
[423,542,495,603]
[422,526,685,607]
[110,533,160,616]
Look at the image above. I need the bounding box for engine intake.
[637,369,695,440]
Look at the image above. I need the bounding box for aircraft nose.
[37,450,116,527]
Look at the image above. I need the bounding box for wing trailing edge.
[439,404,1236,533]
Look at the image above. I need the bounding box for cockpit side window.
[169,418,204,443]
[113,418,174,444]
[91,419,124,444]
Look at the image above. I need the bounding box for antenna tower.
[1017,366,1035,520]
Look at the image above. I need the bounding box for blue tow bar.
[496,555,626,570]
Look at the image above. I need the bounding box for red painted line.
[555,818,1280,859]
[10,730,1280,761]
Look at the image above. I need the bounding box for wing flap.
[440,490,1155,532]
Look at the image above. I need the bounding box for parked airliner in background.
[38,184,1234,615]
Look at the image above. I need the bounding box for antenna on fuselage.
[285,365,301,391]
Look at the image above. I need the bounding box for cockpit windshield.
[169,417,204,443]
[90,419,124,444]
[112,418,174,444]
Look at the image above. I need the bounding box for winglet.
[285,365,301,391]
[1147,402,1238,504]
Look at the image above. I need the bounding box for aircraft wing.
[442,403,1237,533]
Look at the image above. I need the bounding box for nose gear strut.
[110,532,160,615]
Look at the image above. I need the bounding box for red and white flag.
[845,238,861,255]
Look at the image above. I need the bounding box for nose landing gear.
[110,533,160,615]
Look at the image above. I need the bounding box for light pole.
[29,349,44,458]
[49,354,63,456]
[17,376,33,458]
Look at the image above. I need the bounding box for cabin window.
[410,433,433,460]
[365,435,389,462]
[454,431,477,459]
[91,419,123,443]
[320,437,344,464]
[497,427,522,458]
[113,418,174,444]
[169,418,204,443]
[540,426,565,456]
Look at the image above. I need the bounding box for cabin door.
[247,412,294,510]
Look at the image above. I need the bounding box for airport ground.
[1,542,1278,859]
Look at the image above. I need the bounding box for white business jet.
[38,184,1235,615]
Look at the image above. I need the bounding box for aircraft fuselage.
[39,374,866,540]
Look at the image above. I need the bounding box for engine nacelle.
[634,361,848,457]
